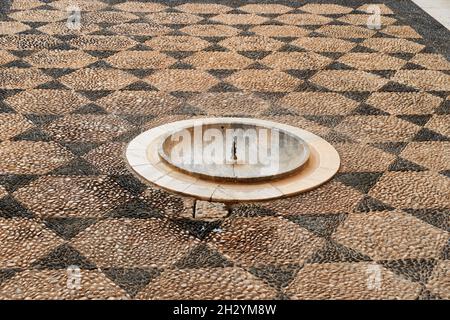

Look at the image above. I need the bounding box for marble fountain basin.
[125,118,340,202]
[158,122,311,182]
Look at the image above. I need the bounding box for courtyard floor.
[0,0,449,300]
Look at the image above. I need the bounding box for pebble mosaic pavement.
[0,0,449,300]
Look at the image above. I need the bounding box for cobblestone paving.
[0,0,449,300]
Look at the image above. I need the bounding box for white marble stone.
[125,118,340,202]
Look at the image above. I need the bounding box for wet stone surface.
[0,0,448,300]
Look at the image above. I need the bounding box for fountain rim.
[156,120,311,182]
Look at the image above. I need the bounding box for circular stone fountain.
[126,118,340,202]
[158,122,310,182]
